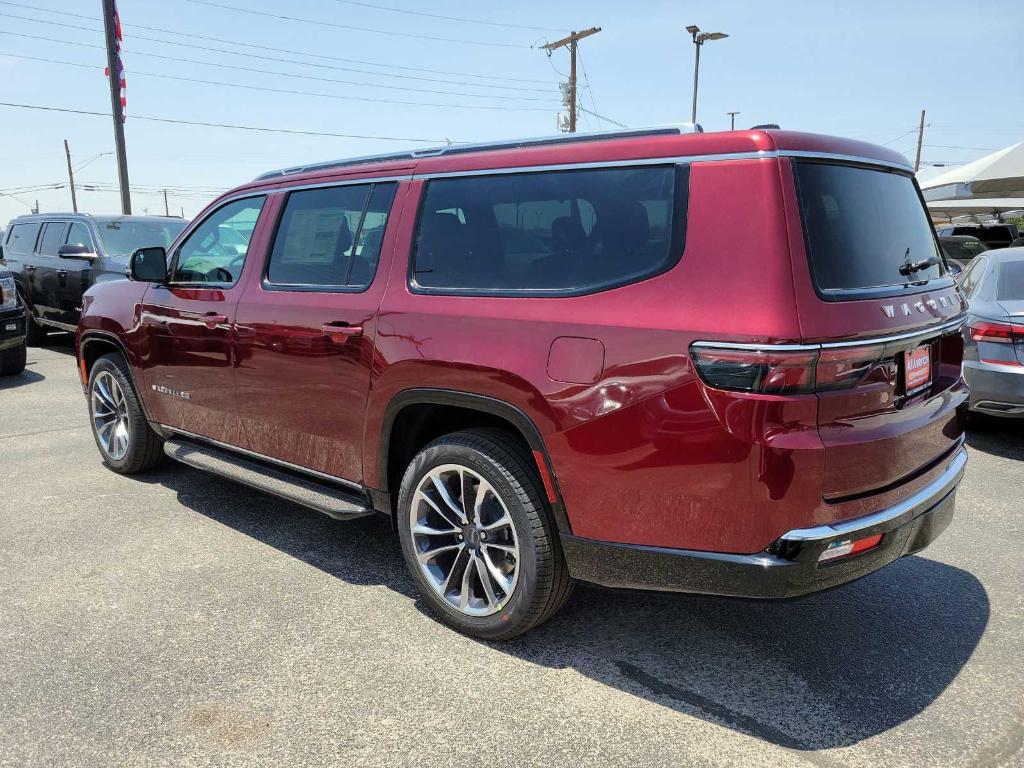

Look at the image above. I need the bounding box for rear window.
[4,222,40,256]
[996,261,1024,301]
[794,162,945,297]
[941,238,987,261]
[412,165,685,295]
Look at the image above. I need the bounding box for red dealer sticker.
[904,346,932,395]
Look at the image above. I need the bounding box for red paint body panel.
[77,129,967,559]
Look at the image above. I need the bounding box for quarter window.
[172,196,266,285]
[266,182,397,289]
[411,165,685,295]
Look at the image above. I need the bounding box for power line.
[0,50,554,113]
[0,101,472,143]
[327,0,562,32]
[923,144,997,152]
[0,1,549,84]
[0,30,555,103]
[184,0,529,49]
[0,9,552,93]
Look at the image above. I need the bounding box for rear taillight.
[970,321,1024,343]
[691,344,884,394]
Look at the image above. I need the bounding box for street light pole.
[685,25,729,126]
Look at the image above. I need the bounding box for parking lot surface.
[1,341,1022,767]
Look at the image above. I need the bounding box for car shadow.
[967,415,1024,461]
[138,462,989,752]
[0,368,45,389]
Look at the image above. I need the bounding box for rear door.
[785,159,967,500]
[34,221,69,324]
[140,195,268,444]
[2,222,42,306]
[233,180,404,483]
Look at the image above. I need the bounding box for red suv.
[76,127,969,639]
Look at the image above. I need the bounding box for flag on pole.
[103,0,126,120]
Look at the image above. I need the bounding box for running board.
[163,438,373,520]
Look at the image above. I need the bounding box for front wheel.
[0,341,26,375]
[397,428,573,640]
[87,353,163,474]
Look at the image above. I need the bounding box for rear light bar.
[819,533,883,562]
[690,343,886,394]
[970,320,1024,344]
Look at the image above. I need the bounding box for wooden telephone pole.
[102,0,131,214]
[541,27,601,133]
[64,139,78,212]
[913,109,926,173]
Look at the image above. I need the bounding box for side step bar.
[163,438,373,520]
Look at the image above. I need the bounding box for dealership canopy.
[920,141,1024,200]
[927,198,1024,220]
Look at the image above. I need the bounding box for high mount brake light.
[691,344,885,394]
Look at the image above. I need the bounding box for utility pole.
[64,139,78,212]
[727,111,740,130]
[540,27,601,133]
[33,199,39,214]
[914,109,926,173]
[102,0,131,214]
[163,189,169,216]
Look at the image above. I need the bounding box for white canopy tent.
[927,198,1024,221]
[920,141,1024,200]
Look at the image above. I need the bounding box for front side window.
[4,222,41,256]
[412,165,684,295]
[794,162,946,298]
[266,182,397,289]
[37,222,67,257]
[172,197,266,285]
[65,222,94,250]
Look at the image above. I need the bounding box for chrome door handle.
[202,313,228,329]
[321,323,363,343]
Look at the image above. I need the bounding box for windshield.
[941,238,988,261]
[794,162,945,297]
[95,219,187,258]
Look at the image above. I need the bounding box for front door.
[139,195,268,445]
[54,221,95,326]
[234,181,404,483]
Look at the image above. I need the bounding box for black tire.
[87,353,164,474]
[0,341,27,375]
[23,307,48,347]
[397,428,573,640]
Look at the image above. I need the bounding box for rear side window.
[38,222,67,256]
[4,222,41,256]
[794,162,945,298]
[267,182,397,290]
[996,261,1024,301]
[412,165,685,295]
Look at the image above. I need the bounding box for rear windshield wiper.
[898,249,940,277]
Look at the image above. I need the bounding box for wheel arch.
[376,388,572,534]
[78,331,153,423]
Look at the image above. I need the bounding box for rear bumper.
[561,446,967,598]
[964,360,1024,417]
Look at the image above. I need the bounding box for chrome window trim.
[780,446,967,542]
[252,175,413,196]
[160,426,365,493]
[690,314,967,353]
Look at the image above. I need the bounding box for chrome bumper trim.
[781,446,968,542]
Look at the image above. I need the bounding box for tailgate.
[786,158,968,500]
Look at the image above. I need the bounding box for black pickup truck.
[1,213,186,343]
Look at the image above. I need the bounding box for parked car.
[0,267,27,375]
[936,222,1019,250]
[939,234,988,266]
[76,127,969,639]
[2,213,187,344]
[957,247,1024,416]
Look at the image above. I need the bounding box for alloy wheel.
[409,463,521,617]
[91,371,131,461]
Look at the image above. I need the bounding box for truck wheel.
[24,310,48,346]
[397,428,573,640]
[87,353,163,474]
[0,341,26,375]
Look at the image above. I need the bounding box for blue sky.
[1,0,1022,222]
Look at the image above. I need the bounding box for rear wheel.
[0,341,26,375]
[397,428,573,640]
[87,353,163,474]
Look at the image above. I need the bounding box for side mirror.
[130,247,168,282]
[58,243,97,260]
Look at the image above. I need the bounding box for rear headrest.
[552,216,586,252]
[334,218,353,256]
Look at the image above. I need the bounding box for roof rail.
[253,124,704,182]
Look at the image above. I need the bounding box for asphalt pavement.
[1,338,1022,767]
